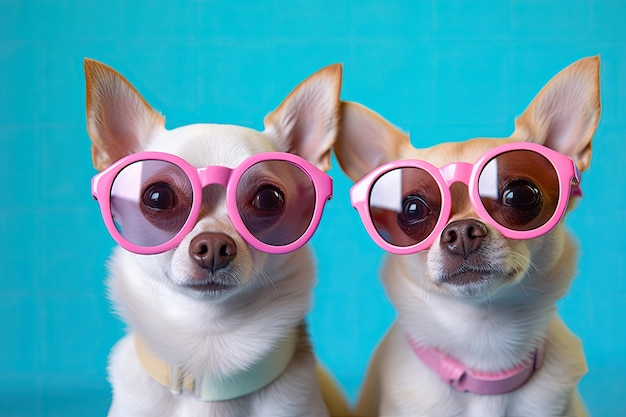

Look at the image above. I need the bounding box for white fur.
[85,59,344,416]
[335,57,600,417]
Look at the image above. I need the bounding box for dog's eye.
[142,182,177,211]
[398,195,432,224]
[501,180,542,210]
[252,186,284,212]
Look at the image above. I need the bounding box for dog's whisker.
[256,270,273,291]
[510,251,545,279]
[517,280,530,297]
[251,261,280,299]
[143,274,164,307]
[529,261,545,278]
[486,296,494,317]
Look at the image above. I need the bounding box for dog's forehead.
[147,124,275,167]
[408,137,512,166]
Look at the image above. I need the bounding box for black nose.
[440,220,488,259]
[189,232,237,272]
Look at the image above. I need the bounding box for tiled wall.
[1,1,625,415]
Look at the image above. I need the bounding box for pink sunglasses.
[351,142,582,255]
[92,152,333,255]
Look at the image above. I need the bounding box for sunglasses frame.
[351,142,582,255]
[92,151,333,255]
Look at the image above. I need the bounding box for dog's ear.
[85,58,165,171]
[513,56,601,172]
[334,101,411,182]
[263,64,342,172]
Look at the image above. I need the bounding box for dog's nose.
[189,232,237,272]
[440,220,487,259]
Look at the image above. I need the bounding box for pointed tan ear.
[85,58,165,171]
[334,101,411,182]
[512,56,601,172]
[263,64,342,172]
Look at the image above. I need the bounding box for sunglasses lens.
[237,160,316,246]
[110,159,192,248]
[369,167,441,248]
[478,150,559,231]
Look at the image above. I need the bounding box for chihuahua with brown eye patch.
[85,59,349,417]
[335,57,600,417]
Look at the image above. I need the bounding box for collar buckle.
[168,364,184,395]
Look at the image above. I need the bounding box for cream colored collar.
[135,331,298,402]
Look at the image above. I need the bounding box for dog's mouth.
[174,271,240,297]
[182,280,237,294]
[437,266,518,287]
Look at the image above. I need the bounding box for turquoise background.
[1,1,625,416]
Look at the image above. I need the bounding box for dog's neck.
[399,297,550,377]
[134,330,299,401]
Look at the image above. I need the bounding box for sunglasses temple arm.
[571,165,583,198]
[91,173,102,201]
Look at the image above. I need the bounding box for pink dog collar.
[408,336,544,395]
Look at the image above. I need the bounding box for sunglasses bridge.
[195,165,235,188]
[439,162,475,188]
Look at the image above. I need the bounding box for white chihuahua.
[335,57,600,417]
[85,59,349,417]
